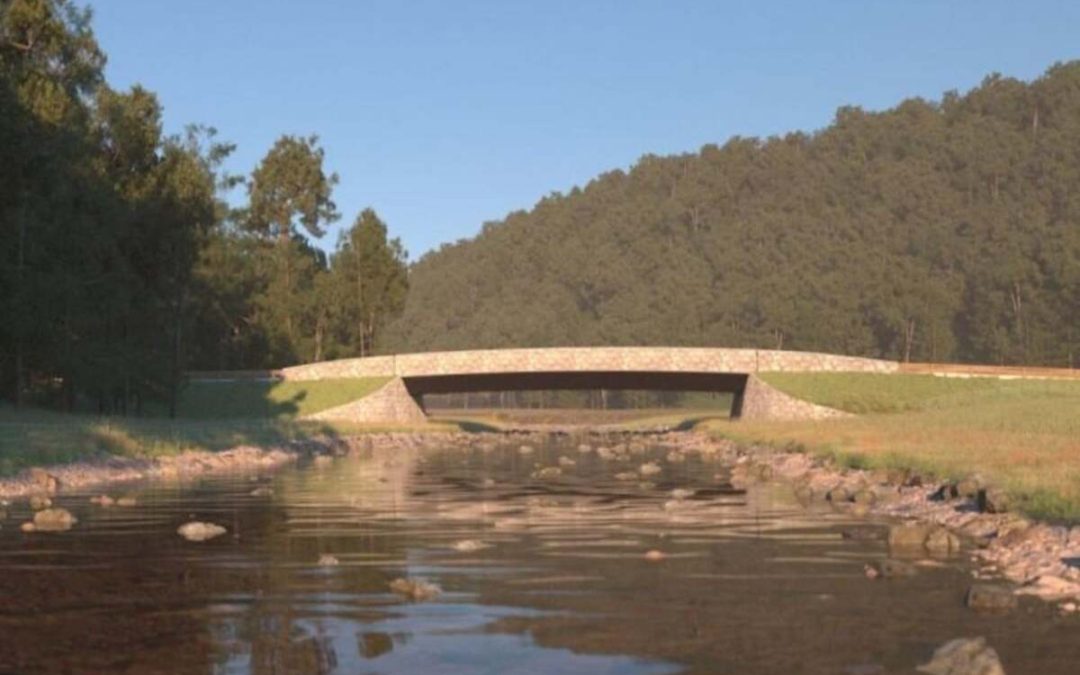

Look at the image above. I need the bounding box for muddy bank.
[650,431,1080,609]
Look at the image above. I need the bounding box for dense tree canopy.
[0,1,408,412]
[387,63,1080,367]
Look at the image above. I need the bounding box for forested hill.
[387,63,1080,367]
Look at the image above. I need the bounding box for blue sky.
[90,0,1080,259]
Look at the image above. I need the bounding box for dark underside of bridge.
[401,371,754,416]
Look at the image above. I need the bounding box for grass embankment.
[707,373,1080,521]
[0,377,456,476]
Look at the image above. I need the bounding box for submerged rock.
[518,445,535,455]
[557,456,577,468]
[90,495,115,507]
[31,507,77,532]
[389,577,441,601]
[638,462,662,476]
[888,523,935,551]
[177,521,227,542]
[250,486,274,497]
[452,539,490,553]
[917,636,1005,675]
[115,496,137,507]
[842,526,886,541]
[865,559,917,579]
[965,584,1018,612]
[643,549,666,561]
[317,554,340,567]
[531,466,562,479]
[313,455,334,468]
[29,495,51,510]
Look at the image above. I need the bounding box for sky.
[90,0,1080,259]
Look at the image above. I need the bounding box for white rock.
[177,521,227,542]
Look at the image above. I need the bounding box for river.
[0,434,1076,673]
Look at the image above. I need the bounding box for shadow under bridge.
[400,370,754,417]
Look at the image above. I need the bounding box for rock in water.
[31,508,77,532]
[29,495,52,510]
[865,559,917,579]
[388,577,441,601]
[925,528,962,556]
[638,462,662,476]
[318,554,340,566]
[90,495,115,507]
[917,636,1006,675]
[451,539,490,552]
[965,584,1018,612]
[115,496,137,507]
[250,486,274,497]
[177,521,227,542]
[644,549,667,561]
[888,523,934,552]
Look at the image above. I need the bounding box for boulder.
[32,508,77,532]
[916,636,1005,675]
[978,488,1010,514]
[965,584,1018,612]
[852,489,877,505]
[827,486,852,503]
[29,467,60,493]
[888,523,934,551]
[925,528,962,556]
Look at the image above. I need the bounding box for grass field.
[175,377,390,419]
[714,373,1080,521]
[0,377,407,475]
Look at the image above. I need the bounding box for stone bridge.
[279,347,898,424]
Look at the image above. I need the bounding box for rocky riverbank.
[0,443,303,502]
[657,431,1080,610]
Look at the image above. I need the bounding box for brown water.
[0,436,1076,674]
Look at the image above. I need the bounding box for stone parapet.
[736,375,850,421]
[281,347,897,381]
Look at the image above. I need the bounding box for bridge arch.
[281,347,896,424]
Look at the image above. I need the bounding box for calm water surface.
[0,436,1076,674]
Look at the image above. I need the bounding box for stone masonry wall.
[281,347,897,382]
[737,375,851,421]
[305,378,426,425]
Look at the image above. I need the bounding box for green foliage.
[0,3,409,415]
[387,63,1080,368]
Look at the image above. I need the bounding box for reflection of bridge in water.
[281,347,898,424]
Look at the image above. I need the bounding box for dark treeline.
[0,1,407,413]
[387,63,1080,367]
